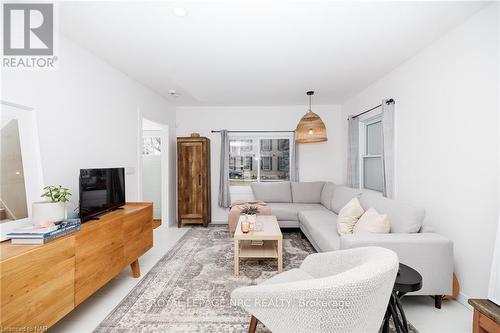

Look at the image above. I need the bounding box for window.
[277,156,289,172]
[229,134,292,185]
[261,156,272,171]
[143,137,161,155]
[360,118,383,192]
[261,139,272,151]
[244,156,253,171]
[277,139,289,151]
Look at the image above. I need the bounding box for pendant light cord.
[306,90,314,112]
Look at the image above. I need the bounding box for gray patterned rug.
[94,226,417,333]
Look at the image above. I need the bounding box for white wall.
[342,4,499,299]
[176,105,345,222]
[1,36,177,226]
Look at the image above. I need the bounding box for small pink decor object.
[241,220,250,233]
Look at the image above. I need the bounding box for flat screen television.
[79,168,125,222]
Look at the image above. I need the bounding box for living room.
[1,1,499,333]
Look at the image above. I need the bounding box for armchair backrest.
[232,247,399,333]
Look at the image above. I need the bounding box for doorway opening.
[141,117,169,228]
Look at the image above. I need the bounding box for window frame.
[228,132,294,187]
[359,114,383,192]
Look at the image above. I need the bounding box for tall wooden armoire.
[177,135,211,227]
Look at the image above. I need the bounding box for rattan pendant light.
[295,91,328,143]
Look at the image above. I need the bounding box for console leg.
[130,259,141,278]
[434,295,442,309]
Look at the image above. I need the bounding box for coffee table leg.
[277,239,283,273]
[234,239,239,276]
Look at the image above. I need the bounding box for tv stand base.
[0,202,153,330]
[130,259,141,278]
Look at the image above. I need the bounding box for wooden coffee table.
[233,215,283,277]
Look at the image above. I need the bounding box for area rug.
[94,226,418,333]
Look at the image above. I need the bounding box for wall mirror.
[0,101,44,241]
[489,219,500,305]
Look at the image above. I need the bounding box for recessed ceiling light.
[173,7,187,17]
[168,89,180,98]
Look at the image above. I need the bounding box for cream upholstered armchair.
[231,247,399,333]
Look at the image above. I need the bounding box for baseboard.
[211,220,228,225]
[456,291,472,310]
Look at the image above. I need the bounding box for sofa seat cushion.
[299,210,341,252]
[260,268,313,286]
[291,182,325,203]
[251,182,292,203]
[268,203,328,221]
[268,203,300,221]
[360,190,425,233]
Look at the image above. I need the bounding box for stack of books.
[7,219,81,244]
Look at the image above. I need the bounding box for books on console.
[7,219,81,244]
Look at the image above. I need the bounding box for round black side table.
[382,263,422,333]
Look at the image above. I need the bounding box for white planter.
[246,214,257,223]
[32,201,66,227]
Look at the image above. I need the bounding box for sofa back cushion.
[251,181,292,203]
[291,182,325,203]
[359,190,425,233]
[320,182,337,209]
[331,186,363,214]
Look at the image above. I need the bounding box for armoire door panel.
[180,142,202,217]
[177,137,211,227]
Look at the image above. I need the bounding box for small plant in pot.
[32,185,72,227]
[240,205,259,229]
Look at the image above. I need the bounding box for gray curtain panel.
[218,130,231,207]
[347,116,360,188]
[382,100,395,198]
[290,132,299,182]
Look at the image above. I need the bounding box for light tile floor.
[49,226,472,333]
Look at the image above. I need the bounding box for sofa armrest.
[339,233,453,296]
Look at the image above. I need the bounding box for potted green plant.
[240,205,259,229]
[32,185,72,227]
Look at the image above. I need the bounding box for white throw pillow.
[337,197,365,234]
[353,207,391,234]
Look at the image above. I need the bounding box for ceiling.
[59,1,488,106]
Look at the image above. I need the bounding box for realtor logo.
[2,3,57,69]
[3,3,53,55]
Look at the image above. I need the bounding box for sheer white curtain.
[290,132,299,182]
[381,100,395,198]
[347,116,360,188]
[218,130,231,207]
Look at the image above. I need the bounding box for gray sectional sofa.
[250,181,453,302]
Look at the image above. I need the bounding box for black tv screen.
[79,168,125,222]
